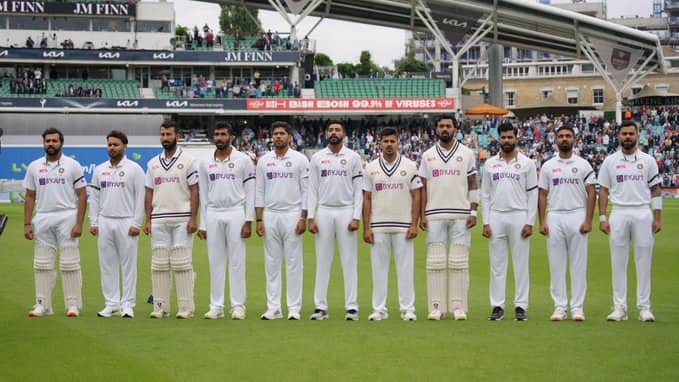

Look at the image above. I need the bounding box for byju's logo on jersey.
[492,173,520,181]
[266,172,294,180]
[154,176,180,185]
[209,173,235,181]
[320,169,348,177]
[552,178,580,186]
[375,183,404,191]
[432,169,461,177]
[615,174,643,183]
[101,181,126,188]
[38,178,66,185]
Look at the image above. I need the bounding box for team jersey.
[481,152,538,226]
[145,148,199,222]
[198,147,256,230]
[255,148,309,212]
[23,154,86,213]
[597,149,661,207]
[307,146,363,220]
[538,154,596,212]
[418,141,477,220]
[88,157,146,227]
[363,155,422,233]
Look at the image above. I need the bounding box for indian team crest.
[456,156,463,162]
[286,161,292,167]
[58,168,65,173]
[228,162,235,169]
[340,159,347,166]
[637,163,644,170]
[571,167,578,174]
[119,171,125,177]
[178,164,184,169]
[514,163,521,169]
[400,170,407,176]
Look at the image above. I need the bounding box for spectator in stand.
[161,74,169,92]
[39,37,48,49]
[26,36,34,48]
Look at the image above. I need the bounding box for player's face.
[42,133,62,157]
[436,119,456,143]
[107,137,126,161]
[160,127,178,151]
[213,128,231,150]
[380,134,399,156]
[556,130,575,153]
[272,127,291,149]
[326,124,345,145]
[619,125,639,150]
[499,130,517,153]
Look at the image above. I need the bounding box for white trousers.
[33,210,78,250]
[427,219,471,247]
[371,232,415,313]
[313,206,358,311]
[205,207,246,310]
[97,216,138,310]
[546,210,588,312]
[488,210,530,310]
[151,221,194,249]
[609,207,654,310]
[264,210,303,313]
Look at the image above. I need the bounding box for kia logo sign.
[98,52,120,59]
[165,100,188,107]
[153,53,174,60]
[0,50,8,57]
[116,100,139,107]
[43,51,64,58]
[441,18,468,29]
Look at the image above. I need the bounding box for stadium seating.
[315,78,446,98]
[1,78,141,98]
[155,85,298,99]
[181,36,290,51]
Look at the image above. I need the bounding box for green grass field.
[1,201,678,381]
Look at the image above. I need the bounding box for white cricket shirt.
[307,146,363,220]
[538,154,596,212]
[88,156,146,227]
[597,149,661,207]
[255,148,309,212]
[23,154,86,213]
[145,148,199,222]
[481,152,538,225]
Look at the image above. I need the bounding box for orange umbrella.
[465,103,510,116]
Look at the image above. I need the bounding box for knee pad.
[151,247,171,271]
[59,246,81,272]
[170,246,193,271]
[448,244,469,271]
[426,243,447,271]
[34,245,56,271]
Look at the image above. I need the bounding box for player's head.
[555,124,576,154]
[326,120,346,146]
[41,127,63,157]
[497,122,517,154]
[618,120,639,151]
[271,121,292,150]
[436,114,458,144]
[213,121,234,150]
[106,130,128,161]
[379,127,399,157]
[159,120,178,152]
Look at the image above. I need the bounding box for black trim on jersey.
[159,150,182,171]
[379,156,402,177]
[467,169,477,175]
[370,221,412,229]
[151,212,192,219]
[583,170,594,182]
[425,208,471,216]
[186,170,198,180]
[73,176,84,186]
[243,176,255,184]
[88,184,100,191]
[648,174,659,184]
[435,141,459,163]
[410,174,421,183]
[352,174,363,180]
[526,185,538,192]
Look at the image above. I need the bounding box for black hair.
[106,130,128,144]
[41,127,63,143]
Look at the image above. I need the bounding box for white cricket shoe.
[28,303,52,317]
[121,307,135,318]
[401,311,417,321]
[309,309,329,320]
[66,306,80,317]
[203,308,224,320]
[288,311,301,320]
[231,306,246,320]
[571,309,585,322]
[97,306,119,318]
[149,309,169,319]
[368,311,389,321]
[453,309,468,321]
[639,309,656,322]
[606,307,628,321]
[260,309,283,320]
[427,309,444,320]
[176,309,194,319]
[344,309,359,321]
[550,307,567,321]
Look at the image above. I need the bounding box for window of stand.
[505,91,516,107]
[51,17,90,31]
[9,16,48,30]
[592,88,604,104]
[567,88,579,104]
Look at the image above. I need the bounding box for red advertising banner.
[246,98,456,111]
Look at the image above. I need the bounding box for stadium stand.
[2,78,140,98]
[315,78,446,98]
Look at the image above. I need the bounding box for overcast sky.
[175,0,653,68]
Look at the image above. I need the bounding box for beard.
[162,139,177,151]
[328,135,342,145]
[557,142,572,153]
[500,143,515,153]
[44,146,60,156]
[274,140,288,149]
[215,140,229,150]
[438,133,453,143]
[621,140,636,150]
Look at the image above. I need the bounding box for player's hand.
[579,221,592,235]
[241,222,252,238]
[419,216,428,231]
[24,224,34,240]
[128,227,140,237]
[406,224,418,240]
[466,215,477,229]
[599,221,610,235]
[90,226,99,236]
[295,219,306,235]
[482,224,492,238]
[652,218,662,234]
[347,219,360,232]
[256,221,265,237]
[363,228,374,244]
[539,222,549,236]
[143,220,151,235]
[521,224,533,239]
[187,218,197,234]
[197,230,207,240]
[70,224,83,238]
[308,219,318,234]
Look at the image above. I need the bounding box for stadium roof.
[205,0,665,73]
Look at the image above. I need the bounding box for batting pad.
[174,270,195,315]
[151,247,170,271]
[34,245,57,312]
[59,246,82,309]
[426,242,448,313]
[448,244,470,312]
[151,247,171,314]
[169,246,193,271]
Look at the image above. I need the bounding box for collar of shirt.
[163,147,183,161]
[556,154,574,164]
[620,150,639,162]
[213,147,236,163]
[325,146,348,156]
[107,156,127,168]
[42,155,62,167]
[437,141,458,155]
[495,152,519,164]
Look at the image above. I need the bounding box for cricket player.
[363,127,421,321]
[198,122,255,320]
[598,120,662,322]
[144,120,199,319]
[255,121,309,320]
[419,115,478,321]
[89,130,145,318]
[481,122,538,321]
[24,127,87,317]
[538,125,596,322]
[307,121,363,321]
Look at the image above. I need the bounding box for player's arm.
[538,187,549,236]
[407,186,421,240]
[88,171,100,236]
[129,167,145,236]
[480,164,492,238]
[522,163,538,238]
[650,184,662,234]
[417,161,429,230]
[23,188,36,240]
[598,186,610,235]
[349,161,363,232]
[295,160,309,235]
[72,186,87,238]
[187,183,199,234]
[306,158,319,234]
[144,187,153,235]
[362,190,374,244]
[255,159,266,237]
[241,160,256,239]
[466,172,479,229]
[197,163,208,239]
[581,183,596,234]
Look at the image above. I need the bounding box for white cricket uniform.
[364,155,422,314]
[307,146,363,312]
[598,149,661,310]
[23,155,87,311]
[89,157,145,311]
[255,148,309,314]
[481,152,538,310]
[199,148,255,311]
[538,154,596,313]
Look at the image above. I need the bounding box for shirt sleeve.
[87,169,100,227]
[351,156,364,220]
[198,161,209,232]
[132,164,146,229]
[597,158,611,189]
[186,158,199,186]
[23,164,35,191]
[417,158,428,179]
[647,157,661,188]
[582,160,597,186]
[299,157,310,212]
[480,162,492,225]
[525,161,539,226]
[255,157,266,208]
[537,162,550,191]
[306,157,320,219]
[362,168,373,192]
[243,158,256,222]
[410,173,423,190]
[72,162,86,190]
[145,161,155,189]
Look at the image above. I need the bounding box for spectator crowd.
[160,73,301,99]
[5,68,48,95]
